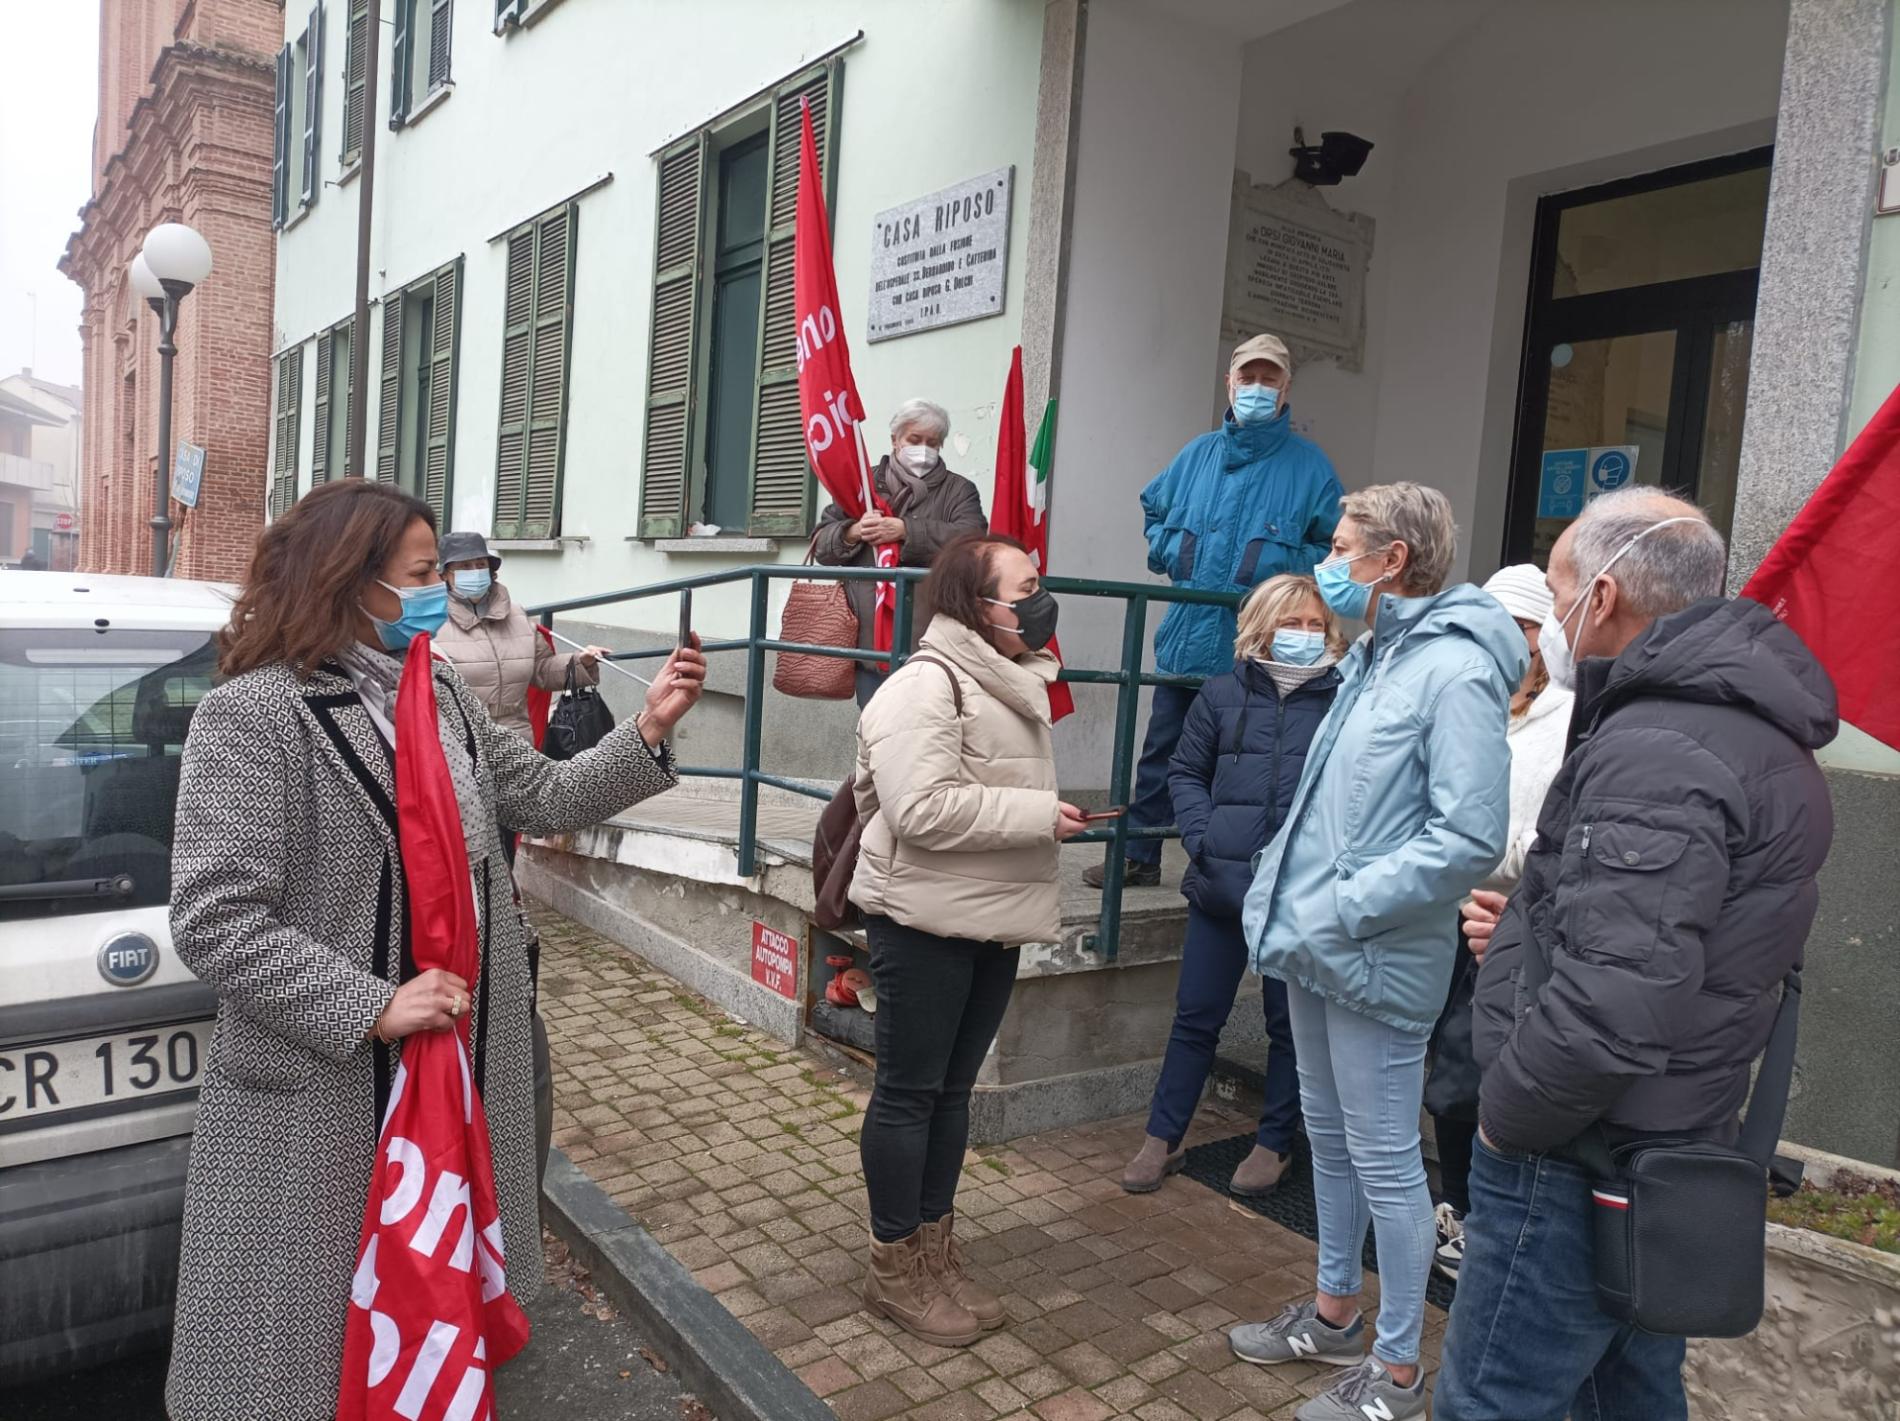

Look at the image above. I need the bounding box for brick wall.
[66,0,278,582]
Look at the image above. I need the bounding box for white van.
[0,571,557,1385]
[0,571,233,1383]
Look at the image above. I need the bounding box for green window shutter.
[522,206,575,538]
[422,259,461,525]
[342,0,368,164]
[301,4,323,205]
[428,0,453,88]
[389,0,412,127]
[312,328,333,483]
[638,134,706,540]
[272,45,290,228]
[746,62,842,537]
[493,228,534,538]
[271,349,303,517]
[376,294,403,480]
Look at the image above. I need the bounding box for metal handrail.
[530,563,1241,959]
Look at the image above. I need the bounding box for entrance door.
[1503,149,1771,565]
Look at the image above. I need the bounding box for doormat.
[1180,1131,1456,1313]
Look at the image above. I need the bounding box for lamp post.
[131,223,213,576]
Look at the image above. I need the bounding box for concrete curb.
[541,1149,834,1421]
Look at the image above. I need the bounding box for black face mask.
[986,588,1060,651]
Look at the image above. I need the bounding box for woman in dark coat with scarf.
[1120,574,1345,1195]
[812,398,988,706]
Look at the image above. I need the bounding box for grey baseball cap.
[437,530,500,570]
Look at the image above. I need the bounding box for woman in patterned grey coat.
[164,481,705,1421]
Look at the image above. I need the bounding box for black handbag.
[543,660,616,761]
[1525,925,1802,1338]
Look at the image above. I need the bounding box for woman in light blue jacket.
[1229,484,1524,1421]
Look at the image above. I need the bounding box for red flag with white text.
[338,636,531,1421]
[526,626,554,750]
[990,347,1075,721]
[1742,383,1900,750]
[791,96,897,660]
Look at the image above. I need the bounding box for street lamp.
[133,223,213,576]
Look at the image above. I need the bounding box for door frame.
[1501,146,1772,564]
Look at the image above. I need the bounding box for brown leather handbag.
[811,658,961,930]
[773,540,859,701]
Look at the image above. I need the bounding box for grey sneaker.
[1230,1300,1366,1368]
[1294,1355,1428,1420]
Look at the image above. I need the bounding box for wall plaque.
[1222,173,1374,373]
[866,166,1013,343]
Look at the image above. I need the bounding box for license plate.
[0,1021,213,1123]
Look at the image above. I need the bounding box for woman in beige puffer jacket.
[431,531,604,743]
[850,534,1088,1350]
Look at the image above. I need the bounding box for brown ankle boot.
[921,1214,1004,1330]
[1121,1134,1185,1193]
[1229,1144,1291,1196]
[862,1230,983,1347]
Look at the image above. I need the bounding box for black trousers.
[860,914,1020,1243]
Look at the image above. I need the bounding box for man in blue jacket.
[1086,332,1344,888]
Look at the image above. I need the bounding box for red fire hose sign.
[751,921,797,999]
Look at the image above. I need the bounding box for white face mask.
[896,444,940,474]
[1541,516,1702,691]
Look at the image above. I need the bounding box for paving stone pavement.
[535,907,1446,1421]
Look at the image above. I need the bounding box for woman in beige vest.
[850,534,1087,1347]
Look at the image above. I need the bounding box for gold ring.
[451,995,464,1017]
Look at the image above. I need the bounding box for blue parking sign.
[172,441,206,509]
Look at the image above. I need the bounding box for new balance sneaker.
[1295,1355,1429,1421]
[1434,1201,1466,1283]
[1229,1300,1366,1368]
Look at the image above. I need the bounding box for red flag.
[339,636,531,1421]
[526,626,554,750]
[1742,384,1900,750]
[989,346,1075,722]
[791,96,898,662]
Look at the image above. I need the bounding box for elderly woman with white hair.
[813,398,987,705]
[1230,484,1526,1421]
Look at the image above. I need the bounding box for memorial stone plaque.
[1222,173,1374,372]
[867,166,1013,343]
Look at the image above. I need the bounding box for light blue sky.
[0,3,96,388]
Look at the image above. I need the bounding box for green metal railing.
[531,566,1241,960]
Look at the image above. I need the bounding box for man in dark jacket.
[813,398,987,706]
[1436,490,1837,1421]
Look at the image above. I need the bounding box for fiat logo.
[98,933,160,987]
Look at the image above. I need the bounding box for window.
[493,210,574,539]
[637,62,841,539]
[270,347,304,518]
[341,0,369,169]
[300,3,324,208]
[391,0,453,126]
[312,316,356,483]
[378,260,462,524]
[493,0,560,29]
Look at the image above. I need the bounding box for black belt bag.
[1557,968,1801,1339]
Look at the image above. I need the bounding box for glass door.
[1504,149,1771,565]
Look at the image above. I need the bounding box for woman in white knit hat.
[1424,562,1574,1284]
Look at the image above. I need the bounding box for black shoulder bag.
[1529,933,1802,1338]
[543,660,616,761]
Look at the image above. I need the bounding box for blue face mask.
[1270,629,1327,666]
[365,578,450,652]
[451,569,492,601]
[1232,384,1281,426]
[1314,548,1387,621]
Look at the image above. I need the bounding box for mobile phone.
[678,590,693,648]
[1082,807,1126,823]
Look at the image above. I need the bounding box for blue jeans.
[1286,984,1433,1367]
[1127,683,1197,865]
[1436,1138,1687,1421]
[1146,908,1300,1153]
